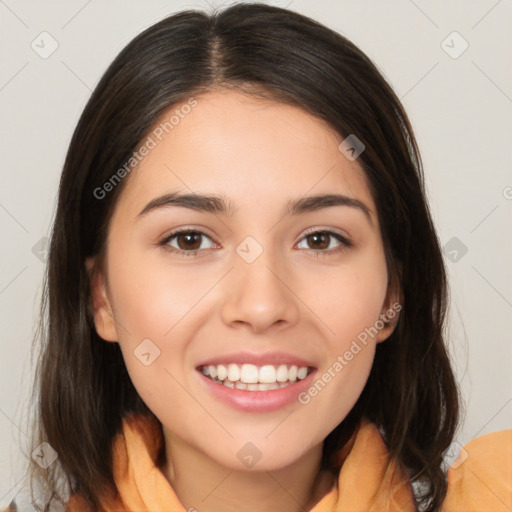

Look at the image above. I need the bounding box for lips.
[194,351,317,411]
[196,351,315,368]
[195,352,315,389]
[199,363,311,389]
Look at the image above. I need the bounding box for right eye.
[159,229,217,257]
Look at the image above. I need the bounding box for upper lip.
[196,351,316,369]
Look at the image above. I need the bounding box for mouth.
[197,363,313,392]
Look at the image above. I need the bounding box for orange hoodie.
[4,413,511,511]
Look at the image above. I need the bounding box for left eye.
[162,231,215,252]
[296,231,350,252]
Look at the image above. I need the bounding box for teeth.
[200,363,311,387]
[240,364,259,384]
[217,364,227,381]
[276,365,289,382]
[221,380,292,391]
[227,363,240,382]
[258,365,276,383]
[297,366,308,379]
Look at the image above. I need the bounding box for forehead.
[113,89,374,221]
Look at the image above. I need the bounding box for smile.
[199,363,311,392]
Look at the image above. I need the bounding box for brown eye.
[296,230,352,256]
[305,232,330,250]
[175,232,202,250]
[161,230,216,256]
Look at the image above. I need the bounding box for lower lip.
[197,369,317,412]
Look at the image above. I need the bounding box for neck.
[161,430,335,512]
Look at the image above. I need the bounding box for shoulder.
[441,429,512,511]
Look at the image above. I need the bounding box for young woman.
[6,3,510,512]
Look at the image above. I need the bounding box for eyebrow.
[137,192,373,225]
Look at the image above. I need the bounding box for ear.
[85,257,118,342]
[375,273,402,344]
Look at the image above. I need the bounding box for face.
[88,89,399,472]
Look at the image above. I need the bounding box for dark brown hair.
[22,3,460,511]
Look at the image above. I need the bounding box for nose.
[220,249,300,334]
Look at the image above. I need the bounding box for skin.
[87,88,399,512]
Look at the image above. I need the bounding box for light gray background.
[1,0,511,508]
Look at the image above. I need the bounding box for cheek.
[301,279,383,431]
[304,343,375,443]
[105,244,216,407]
[298,250,387,430]
[107,244,212,338]
[306,249,388,345]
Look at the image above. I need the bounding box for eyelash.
[158,228,353,258]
